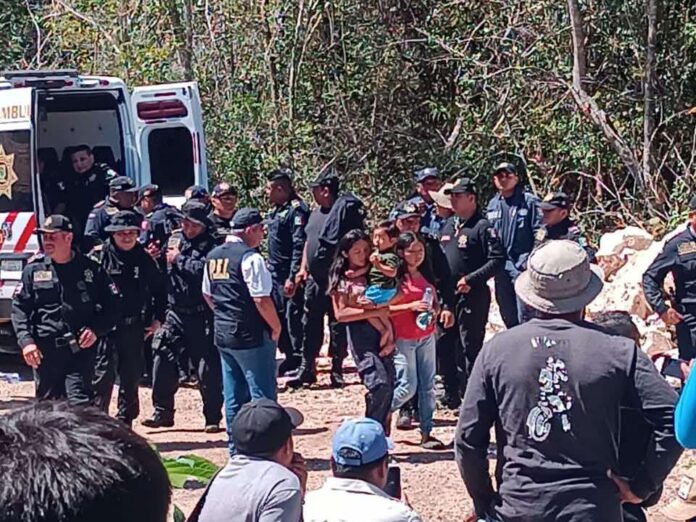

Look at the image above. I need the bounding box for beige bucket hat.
[663,467,696,521]
[514,240,604,314]
[428,183,454,210]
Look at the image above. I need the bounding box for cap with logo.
[267,167,294,183]
[492,162,518,176]
[538,192,570,211]
[391,200,422,220]
[231,398,304,456]
[212,182,237,198]
[332,418,394,467]
[109,176,138,192]
[182,201,209,227]
[663,467,696,521]
[185,185,209,200]
[444,177,478,195]
[308,170,339,189]
[105,210,143,233]
[36,214,73,234]
[414,167,440,183]
[139,184,161,199]
[231,207,269,230]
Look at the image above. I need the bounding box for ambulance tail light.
[136,100,188,120]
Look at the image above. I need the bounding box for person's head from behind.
[372,220,399,253]
[330,418,393,490]
[328,229,371,292]
[395,231,426,272]
[0,401,170,522]
[230,398,304,468]
[231,208,267,248]
[70,144,95,175]
[515,240,604,321]
[591,311,641,345]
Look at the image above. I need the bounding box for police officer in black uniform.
[441,178,505,394]
[11,215,121,405]
[535,192,595,262]
[91,210,167,427]
[142,202,223,431]
[288,170,366,388]
[139,184,184,270]
[265,168,310,376]
[643,196,696,360]
[63,145,118,235]
[83,176,140,251]
[208,182,238,245]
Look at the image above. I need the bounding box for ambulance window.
[148,127,194,196]
[0,130,33,212]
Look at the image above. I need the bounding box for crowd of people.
[7,156,696,521]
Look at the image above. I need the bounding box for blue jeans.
[391,333,436,434]
[219,335,277,455]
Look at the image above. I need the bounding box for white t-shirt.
[303,477,423,522]
[202,235,273,298]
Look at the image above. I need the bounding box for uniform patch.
[208,258,230,280]
[519,209,528,217]
[440,235,451,243]
[168,236,181,249]
[678,241,696,256]
[535,228,547,242]
[106,206,118,216]
[487,210,501,220]
[84,269,93,283]
[33,270,52,282]
[109,283,119,295]
[133,266,140,279]
[488,227,498,239]
[458,234,468,248]
[291,199,301,208]
[294,216,304,226]
[679,475,694,500]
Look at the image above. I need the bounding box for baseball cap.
[182,201,208,227]
[539,192,570,211]
[231,207,269,229]
[444,177,477,195]
[391,200,422,220]
[36,214,73,234]
[105,210,143,233]
[109,176,138,192]
[185,185,209,200]
[492,162,517,176]
[309,170,339,189]
[332,418,393,467]
[414,167,440,183]
[663,467,696,520]
[267,167,294,183]
[231,399,304,456]
[689,195,696,212]
[212,182,237,198]
[139,184,161,199]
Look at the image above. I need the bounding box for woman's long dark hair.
[395,231,436,286]
[327,229,370,294]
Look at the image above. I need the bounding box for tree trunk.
[643,0,658,183]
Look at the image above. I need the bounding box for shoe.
[421,434,447,450]
[330,371,345,389]
[141,415,174,428]
[287,369,317,389]
[395,409,413,430]
[278,358,301,377]
[204,423,222,434]
[440,392,461,410]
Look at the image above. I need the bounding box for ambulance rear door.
[130,82,208,202]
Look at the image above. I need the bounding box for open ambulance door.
[130,82,208,203]
[0,87,42,321]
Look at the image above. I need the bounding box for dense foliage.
[2,1,696,238]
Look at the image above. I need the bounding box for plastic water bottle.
[0,372,20,384]
[416,288,434,330]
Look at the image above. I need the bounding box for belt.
[173,304,208,315]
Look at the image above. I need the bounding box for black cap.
[309,170,339,189]
[414,167,440,183]
[105,210,143,233]
[689,196,696,212]
[140,184,161,199]
[391,200,422,219]
[36,214,73,234]
[231,399,304,456]
[267,167,294,183]
[444,177,478,195]
[109,176,138,192]
[231,207,268,229]
[492,162,518,176]
[539,192,570,211]
[185,185,209,200]
[182,201,209,227]
[212,182,237,198]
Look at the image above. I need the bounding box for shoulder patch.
[27,252,45,263]
[94,200,106,209]
[291,199,301,208]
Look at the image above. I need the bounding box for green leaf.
[172,505,186,522]
[162,455,220,489]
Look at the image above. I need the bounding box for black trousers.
[273,279,304,363]
[150,308,223,424]
[34,340,97,406]
[676,305,696,360]
[302,276,347,373]
[436,326,459,396]
[455,287,491,395]
[346,321,394,431]
[93,321,145,423]
[494,269,519,329]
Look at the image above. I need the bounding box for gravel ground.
[0,353,690,521]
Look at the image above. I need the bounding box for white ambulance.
[0,69,209,350]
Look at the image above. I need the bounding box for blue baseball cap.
[332,418,394,467]
[185,184,209,200]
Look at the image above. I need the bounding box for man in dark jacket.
[535,192,595,262]
[455,240,682,522]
